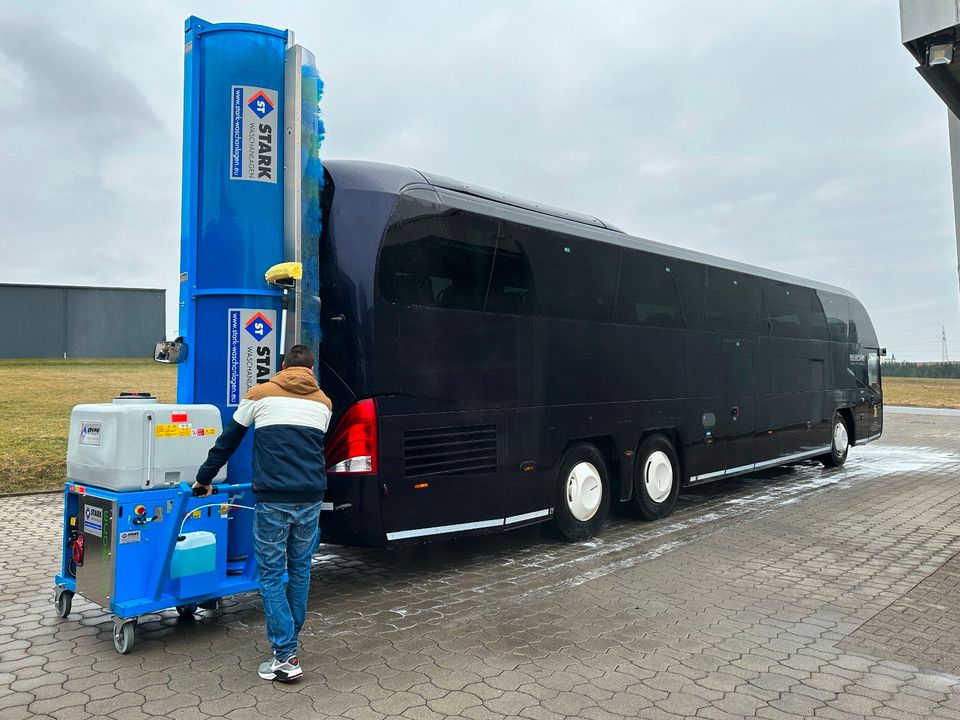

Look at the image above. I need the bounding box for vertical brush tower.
[178,17,289,482]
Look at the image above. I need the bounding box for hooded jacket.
[196,366,333,503]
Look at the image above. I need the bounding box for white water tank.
[67,393,226,491]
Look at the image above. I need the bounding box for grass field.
[0,359,176,494]
[0,361,957,495]
[882,376,960,409]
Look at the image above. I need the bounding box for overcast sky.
[2,1,958,361]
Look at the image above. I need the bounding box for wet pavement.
[3,410,960,719]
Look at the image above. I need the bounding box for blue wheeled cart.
[54,482,258,654]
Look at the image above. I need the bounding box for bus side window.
[378,196,497,311]
[616,250,682,328]
[760,280,810,339]
[704,268,759,333]
[670,260,705,330]
[486,225,537,315]
[848,299,878,347]
[818,291,848,343]
[809,292,829,341]
[506,222,619,322]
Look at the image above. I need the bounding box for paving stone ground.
[3,410,960,719]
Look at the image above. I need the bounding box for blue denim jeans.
[253,501,322,661]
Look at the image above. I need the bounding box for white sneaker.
[258,655,303,681]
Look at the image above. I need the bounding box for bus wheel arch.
[838,407,855,446]
[822,410,851,467]
[629,433,681,521]
[551,442,612,542]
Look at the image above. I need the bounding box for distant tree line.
[882,361,960,378]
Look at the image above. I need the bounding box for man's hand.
[192,481,213,498]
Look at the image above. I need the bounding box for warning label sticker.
[229,85,278,184]
[84,506,103,537]
[155,424,218,438]
[227,308,276,406]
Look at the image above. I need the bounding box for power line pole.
[943,326,950,363]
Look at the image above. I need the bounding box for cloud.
[0,0,957,356]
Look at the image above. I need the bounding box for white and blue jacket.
[196,366,333,503]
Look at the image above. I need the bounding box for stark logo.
[247,90,275,119]
[245,312,273,341]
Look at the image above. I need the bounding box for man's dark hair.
[284,345,315,369]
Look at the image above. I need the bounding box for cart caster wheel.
[175,604,198,618]
[113,621,135,654]
[198,598,220,612]
[54,589,73,618]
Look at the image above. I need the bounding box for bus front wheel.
[629,434,680,521]
[822,412,850,467]
[551,444,611,542]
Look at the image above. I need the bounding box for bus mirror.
[880,347,887,357]
[154,337,187,364]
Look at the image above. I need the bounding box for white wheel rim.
[644,451,674,503]
[834,421,848,455]
[566,461,602,522]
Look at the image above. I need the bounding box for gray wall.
[0,285,165,359]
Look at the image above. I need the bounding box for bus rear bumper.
[319,474,386,547]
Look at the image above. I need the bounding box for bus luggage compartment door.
[721,338,756,475]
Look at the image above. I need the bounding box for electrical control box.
[66,395,226,492]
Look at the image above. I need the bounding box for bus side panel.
[683,332,725,481]
[755,336,832,462]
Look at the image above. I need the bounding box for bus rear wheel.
[822,412,849,467]
[551,444,610,542]
[629,434,680,521]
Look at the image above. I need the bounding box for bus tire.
[822,412,850,467]
[629,434,680,521]
[551,444,610,542]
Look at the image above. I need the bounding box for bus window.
[818,291,848,342]
[704,268,758,333]
[486,229,537,315]
[616,250,682,327]
[867,352,880,390]
[378,196,498,311]
[668,260,705,330]
[509,222,618,322]
[760,280,810,339]
[848,299,878,347]
[809,292,829,341]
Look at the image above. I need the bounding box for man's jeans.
[253,501,322,661]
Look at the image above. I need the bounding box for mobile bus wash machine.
[55,16,884,655]
[53,16,325,654]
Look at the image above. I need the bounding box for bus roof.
[324,159,855,299]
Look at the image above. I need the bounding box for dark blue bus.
[317,160,883,546]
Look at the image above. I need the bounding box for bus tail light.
[326,399,379,474]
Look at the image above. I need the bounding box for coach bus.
[316,160,883,546]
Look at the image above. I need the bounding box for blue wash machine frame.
[54,482,260,653]
[53,15,324,654]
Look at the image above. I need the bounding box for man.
[193,344,332,682]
